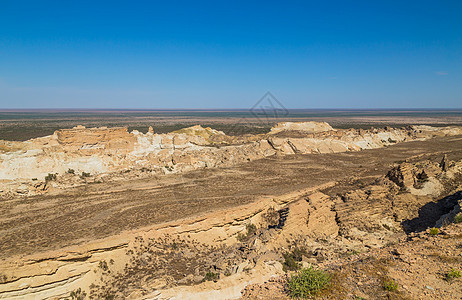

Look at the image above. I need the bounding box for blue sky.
[0,1,461,109]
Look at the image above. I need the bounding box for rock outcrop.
[0,122,461,196]
[0,157,461,299]
[269,121,334,134]
[55,125,136,153]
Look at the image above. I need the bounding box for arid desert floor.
[1,118,462,299]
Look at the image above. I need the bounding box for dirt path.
[1,136,462,259]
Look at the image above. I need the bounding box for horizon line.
[1,108,462,112]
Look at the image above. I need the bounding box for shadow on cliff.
[401,191,461,233]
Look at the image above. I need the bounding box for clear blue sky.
[0,0,461,109]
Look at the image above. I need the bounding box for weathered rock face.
[386,160,446,195]
[0,122,461,196]
[0,158,461,300]
[269,121,334,134]
[335,157,462,247]
[55,125,136,153]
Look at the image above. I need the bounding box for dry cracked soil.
[2,135,462,260]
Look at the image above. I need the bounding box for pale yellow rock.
[270,121,334,134]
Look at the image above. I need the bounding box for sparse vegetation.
[287,266,331,298]
[429,227,439,236]
[454,214,462,224]
[236,223,257,241]
[203,271,218,281]
[263,207,280,227]
[45,173,57,181]
[446,268,461,281]
[388,138,397,143]
[67,168,75,174]
[98,260,109,272]
[81,172,91,178]
[383,279,398,291]
[283,253,301,272]
[282,247,307,272]
[68,288,86,300]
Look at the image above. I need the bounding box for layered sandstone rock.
[0,158,461,299]
[55,126,136,155]
[269,121,334,134]
[0,122,462,196]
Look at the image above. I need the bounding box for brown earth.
[240,223,462,300]
[2,135,462,260]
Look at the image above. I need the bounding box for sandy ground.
[1,135,462,260]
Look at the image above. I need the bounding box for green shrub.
[81,172,91,178]
[384,279,398,291]
[446,268,461,281]
[429,227,439,236]
[283,253,301,272]
[454,214,462,224]
[246,223,257,235]
[282,247,307,272]
[45,173,57,181]
[236,223,257,241]
[67,168,75,174]
[203,271,218,281]
[287,266,331,298]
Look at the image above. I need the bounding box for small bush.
[203,271,218,281]
[45,173,57,181]
[246,223,257,235]
[98,260,108,272]
[454,214,462,224]
[69,288,86,300]
[446,268,461,281]
[236,223,257,241]
[384,279,398,291]
[282,247,307,272]
[429,227,439,236]
[263,207,280,227]
[67,168,75,174]
[283,253,301,272]
[287,266,331,298]
[81,172,91,178]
